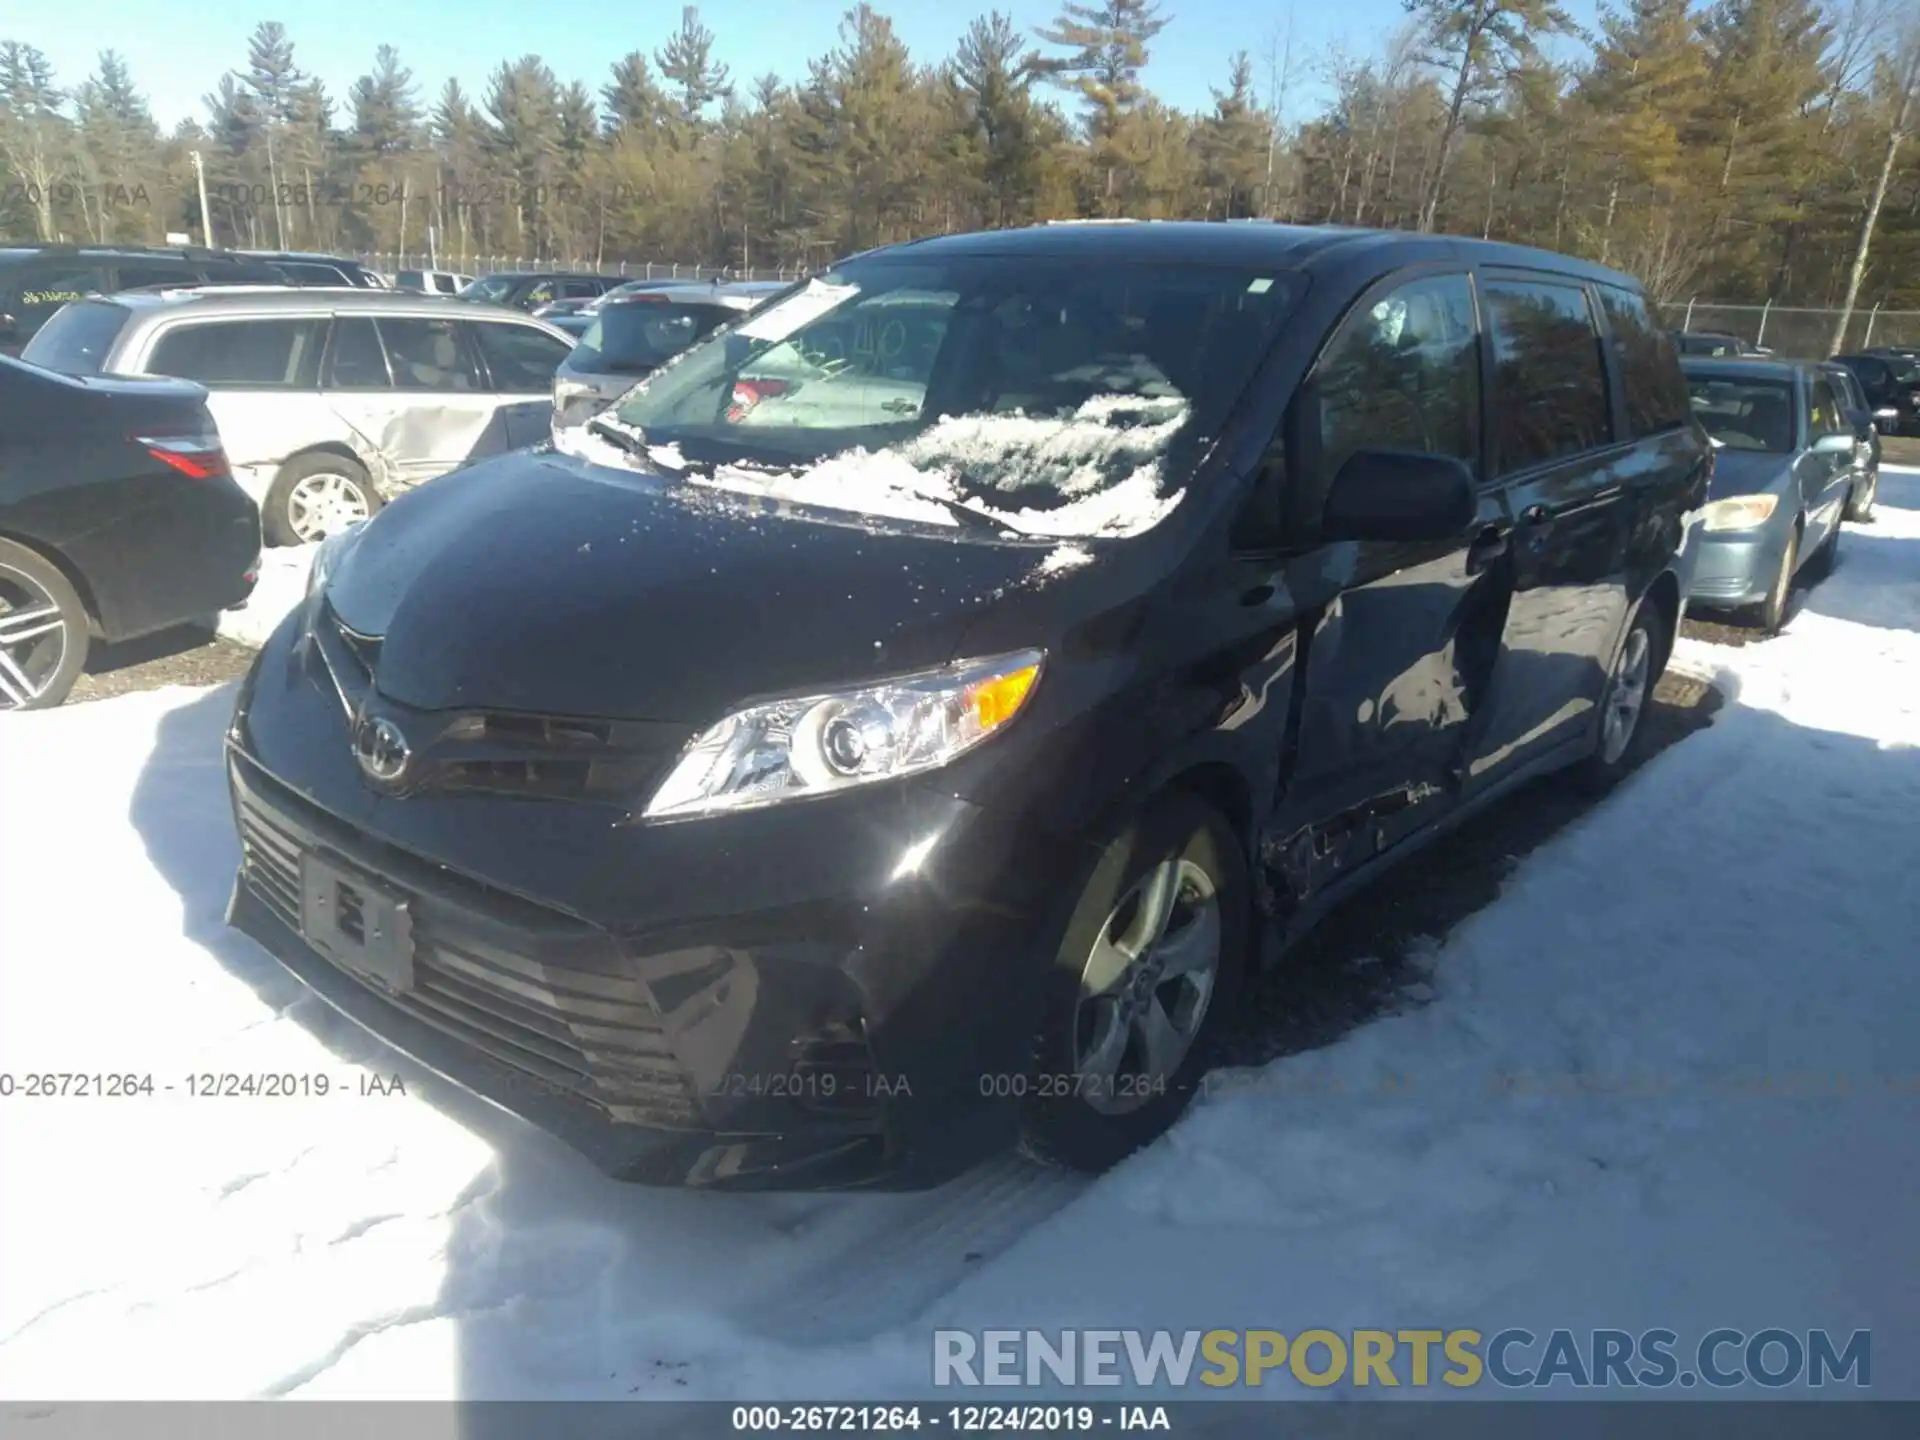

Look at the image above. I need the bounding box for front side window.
[1809,378,1845,437]
[18,299,132,375]
[1686,376,1795,453]
[1597,284,1690,438]
[379,316,482,391]
[472,321,572,391]
[324,316,391,388]
[1309,272,1480,493]
[146,318,326,388]
[600,258,1302,538]
[1483,280,1612,474]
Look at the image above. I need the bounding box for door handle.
[1465,524,1510,574]
[1518,503,1550,525]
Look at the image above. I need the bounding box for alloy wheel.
[1599,624,1652,766]
[0,566,68,711]
[1072,857,1222,1116]
[286,472,373,542]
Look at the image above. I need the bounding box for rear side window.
[1310,272,1481,489]
[1596,285,1690,438]
[471,321,572,391]
[379,316,482,391]
[1483,280,1612,474]
[397,270,424,289]
[18,299,132,375]
[325,316,391,388]
[9,266,112,328]
[278,262,351,286]
[146,318,326,388]
[116,263,198,291]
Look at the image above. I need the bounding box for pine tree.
[1036,0,1171,210]
[1197,52,1274,217]
[656,6,732,134]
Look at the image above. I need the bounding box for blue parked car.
[1680,357,1864,633]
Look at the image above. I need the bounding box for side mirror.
[1812,433,1855,456]
[1322,450,1477,544]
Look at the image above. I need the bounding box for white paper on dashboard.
[735,279,862,343]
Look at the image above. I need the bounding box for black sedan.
[1829,351,1920,437]
[0,354,261,708]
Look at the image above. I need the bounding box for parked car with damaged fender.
[22,287,575,546]
[225,221,1707,1191]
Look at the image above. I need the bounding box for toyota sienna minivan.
[223,221,1708,1190]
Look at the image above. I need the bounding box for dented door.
[322,314,508,493]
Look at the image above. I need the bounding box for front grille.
[234,768,698,1126]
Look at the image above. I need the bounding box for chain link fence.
[1657,301,1920,359]
[358,253,804,284]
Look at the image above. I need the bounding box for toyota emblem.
[354,715,412,783]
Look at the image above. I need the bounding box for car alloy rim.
[0,565,67,710]
[287,472,372,542]
[1073,857,1221,1116]
[1600,625,1651,765]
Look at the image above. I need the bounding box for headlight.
[305,521,366,601]
[643,650,1045,820]
[1701,494,1779,532]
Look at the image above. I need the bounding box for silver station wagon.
[22,287,576,544]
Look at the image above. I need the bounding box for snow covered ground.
[2,471,1917,1402]
[218,542,317,649]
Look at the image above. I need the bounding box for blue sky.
[20,0,1603,133]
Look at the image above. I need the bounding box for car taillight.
[727,378,792,421]
[136,434,230,480]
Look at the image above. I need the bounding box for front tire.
[264,454,382,547]
[1019,792,1251,1173]
[1753,526,1799,635]
[0,538,92,711]
[1846,471,1877,523]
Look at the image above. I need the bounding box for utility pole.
[191,150,214,248]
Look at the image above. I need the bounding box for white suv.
[23,287,575,544]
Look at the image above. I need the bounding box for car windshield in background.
[577,302,739,373]
[461,276,516,302]
[19,300,133,376]
[1687,377,1796,452]
[604,258,1301,539]
[1886,357,1920,384]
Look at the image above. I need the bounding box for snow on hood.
[551,392,1191,540]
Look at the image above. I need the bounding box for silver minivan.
[22,287,575,544]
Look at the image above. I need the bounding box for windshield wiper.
[906,489,1020,536]
[586,417,647,456]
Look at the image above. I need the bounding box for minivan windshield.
[590,257,1302,539]
[575,301,740,374]
[20,300,134,376]
[1686,376,1796,453]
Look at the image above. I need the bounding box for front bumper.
[1684,523,1790,609]
[222,640,1078,1189]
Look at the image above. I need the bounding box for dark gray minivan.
[226,222,1709,1190]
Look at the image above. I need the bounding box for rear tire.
[264,453,381,547]
[1568,600,1664,793]
[0,538,92,711]
[1018,792,1251,1173]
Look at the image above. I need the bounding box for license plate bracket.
[299,851,415,994]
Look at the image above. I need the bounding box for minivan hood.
[324,449,1057,721]
[1706,448,1794,500]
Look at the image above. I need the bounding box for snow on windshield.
[552,388,1191,540]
